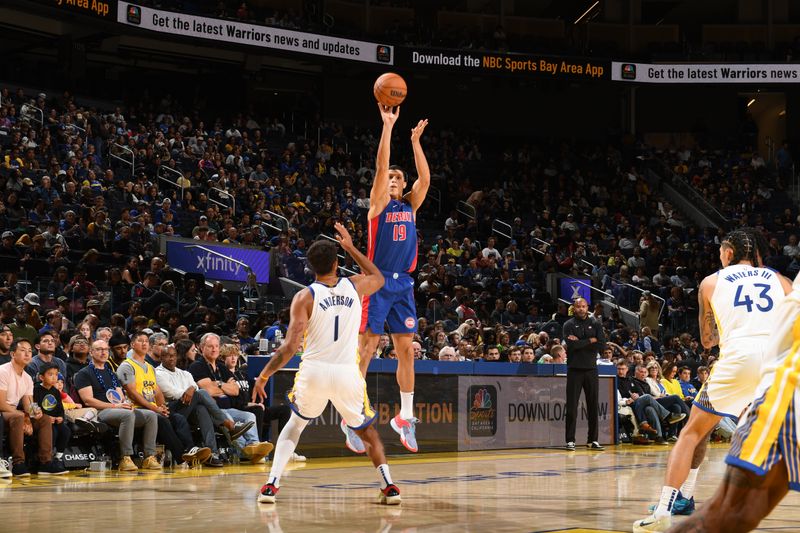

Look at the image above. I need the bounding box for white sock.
[377,464,393,489]
[55,452,63,460]
[680,468,700,499]
[654,486,679,518]
[266,413,308,488]
[400,391,414,420]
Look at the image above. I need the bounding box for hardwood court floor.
[1,445,798,532]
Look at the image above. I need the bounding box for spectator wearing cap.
[107,331,129,372]
[26,331,67,381]
[0,325,12,364]
[9,304,37,345]
[85,299,102,318]
[64,335,90,393]
[22,293,43,331]
[0,338,67,476]
[33,362,71,464]
[0,231,20,257]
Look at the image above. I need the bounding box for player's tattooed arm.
[698,277,720,350]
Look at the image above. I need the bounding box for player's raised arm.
[252,289,312,402]
[698,275,720,350]
[368,104,399,219]
[334,222,384,298]
[405,119,430,212]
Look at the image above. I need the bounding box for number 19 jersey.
[368,199,418,274]
[711,264,785,350]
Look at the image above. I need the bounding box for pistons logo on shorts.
[405,317,416,329]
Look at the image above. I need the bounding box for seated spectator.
[117,332,212,467]
[550,345,566,364]
[437,346,458,361]
[74,339,159,471]
[155,345,252,468]
[107,331,129,372]
[0,324,12,365]
[660,361,685,399]
[33,363,71,463]
[9,305,37,344]
[521,346,536,363]
[0,339,67,476]
[616,361,682,444]
[55,372,98,427]
[175,338,198,370]
[678,366,697,402]
[189,333,272,463]
[64,335,90,393]
[26,331,67,381]
[483,345,501,362]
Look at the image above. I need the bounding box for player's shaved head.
[307,240,338,275]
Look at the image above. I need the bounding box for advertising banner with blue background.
[163,237,270,283]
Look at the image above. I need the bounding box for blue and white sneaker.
[647,492,695,515]
[390,415,419,453]
[341,420,366,454]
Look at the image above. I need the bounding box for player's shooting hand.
[378,103,399,127]
[334,222,353,250]
[410,119,429,143]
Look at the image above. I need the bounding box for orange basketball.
[373,72,407,107]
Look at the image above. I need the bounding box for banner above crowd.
[396,47,609,80]
[116,2,394,65]
[611,61,800,84]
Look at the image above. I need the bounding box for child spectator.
[34,362,71,464]
[55,373,100,430]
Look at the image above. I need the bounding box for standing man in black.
[563,297,605,451]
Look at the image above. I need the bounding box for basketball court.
[3,445,798,532]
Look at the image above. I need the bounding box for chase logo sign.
[467,385,497,437]
[165,238,270,283]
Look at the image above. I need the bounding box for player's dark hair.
[388,165,407,182]
[306,240,338,275]
[748,228,769,266]
[721,227,758,265]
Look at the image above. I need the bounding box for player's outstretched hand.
[252,378,267,403]
[334,222,353,250]
[378,102,399,127]
[411,119,428,143]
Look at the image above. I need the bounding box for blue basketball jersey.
[368,199,418,273]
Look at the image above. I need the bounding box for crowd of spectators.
[1,78,798,472]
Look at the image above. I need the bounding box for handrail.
[109,142,135,174]
[317,233,358,276]
[263,209,291,232]
[492,218,512,240]
[428,185,442,214]
[210,186,235,214]
[457,200,476,220]
[613,279,666,319]
[20,103,43,130]
[650,158,727,225]
[157,165,186,199]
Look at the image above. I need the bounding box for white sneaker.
[0,459,11,479]
[633,514,672,532]
[290,453,306,462]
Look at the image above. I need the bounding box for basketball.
[373,72,407,107]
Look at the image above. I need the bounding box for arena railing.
[109,142,135,176]
[261,210,291,234]
[157,165,186,199]
[492,218,512,240]
[428,185,442,214]
[209,186,235,214]
[457,200,476,220]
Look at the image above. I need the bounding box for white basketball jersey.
[301,277,361,365]
[710,264,785,349]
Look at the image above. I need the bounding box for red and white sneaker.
[390,415,419,452]
[379,484,401,505]
[258,483,279,504]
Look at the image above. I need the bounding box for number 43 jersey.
[302,277,361,365]
[711,264,786,351]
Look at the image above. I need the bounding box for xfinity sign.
[164,237,270,283]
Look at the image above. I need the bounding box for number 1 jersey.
[302,278,361,365]
[368,199,418,274]
[711,264,786,351]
